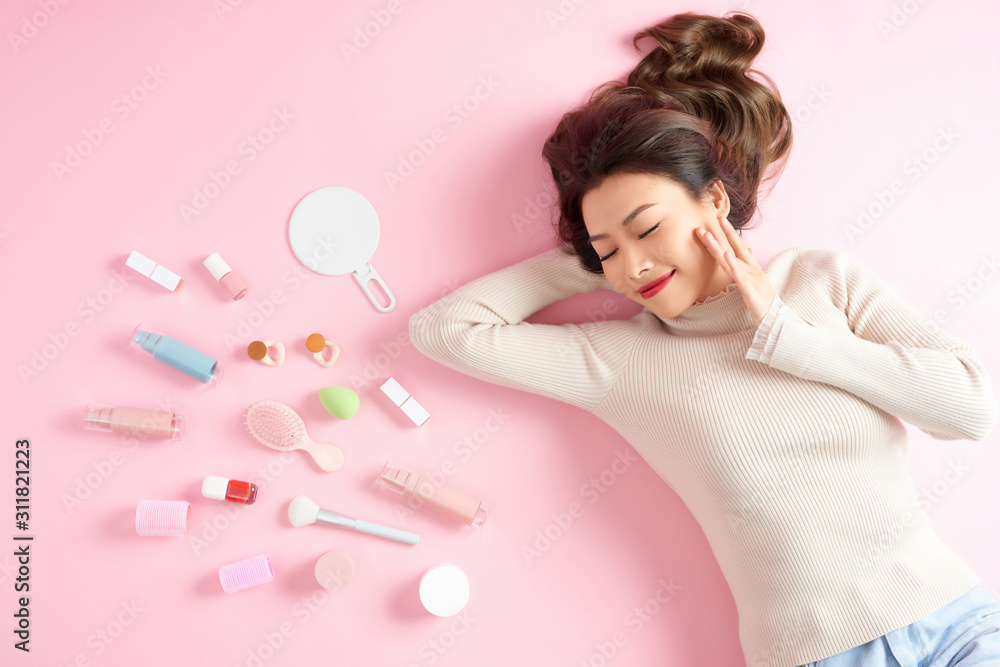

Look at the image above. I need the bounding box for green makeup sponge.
[318,386,360,419]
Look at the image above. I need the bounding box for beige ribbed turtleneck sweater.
[407,243,999,667]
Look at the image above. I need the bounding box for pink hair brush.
[244,400,345,472]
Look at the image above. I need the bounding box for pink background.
[3,1,999,665]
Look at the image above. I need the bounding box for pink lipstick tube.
[83,404,184,440]
[376,461,488,528]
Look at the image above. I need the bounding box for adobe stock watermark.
[52,65,167,182]
[220,233,389,352]
[843,126,959,244]
[513,84,829,235]
[724,449,807,536]
[384,75,501,192]
[877,0,932,39]
[17,267,135,386]
[224,266,463,366]
[235,586,341,667]
[389,407,511,526]
[578,577,682,667]
[923,253,1000,331]
[405,610,477,667]
[345,277,464,394]
[212,0,249,20]
[545,0,591,30]
[188,452,298,557]
[521,448,640,564]
[788,84,832,131]
[916,457,973,511]
[7,0,70,54]
[553,297,623,362]
[724,413,843,535]
[62,397,181,514]
[179,106,295,224]
[221,276,307,353]
[0,556,17,586]
[511,187,558,234]
[749,613,819,667]
[221,254,331,353]
[543,102,626,208]
[339,0,405,63]
[60,599,145,666]
[857,458,971,571]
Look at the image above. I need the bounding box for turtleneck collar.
[650,281,755,336]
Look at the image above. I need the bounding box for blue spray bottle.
[130,323,223,386]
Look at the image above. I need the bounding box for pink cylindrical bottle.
[203,252,248,301]
[83,404,183,440]
[376,461,488,528]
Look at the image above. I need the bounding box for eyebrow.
[587,203,657,243]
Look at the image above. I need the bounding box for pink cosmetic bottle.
[203,252,248,301]
[376,461,489,528]
[83,404,184,440]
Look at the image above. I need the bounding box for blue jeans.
[798,586,1000,666]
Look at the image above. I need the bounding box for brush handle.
[316,509,356,529]
[316,509,419,545]
[301,435,345,472]
[354,520,419,545]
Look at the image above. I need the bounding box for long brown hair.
[542,10,792,274]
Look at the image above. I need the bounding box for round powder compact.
[419,564,469,617]
[315,551,355,591]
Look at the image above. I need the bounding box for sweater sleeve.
[408,244,638,413]
[744,249,1000,441]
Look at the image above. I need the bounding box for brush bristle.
[287,495,319,527]
[246,401,307,450]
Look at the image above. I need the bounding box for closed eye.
[597,223,659,262]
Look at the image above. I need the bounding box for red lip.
[638,270,675,297]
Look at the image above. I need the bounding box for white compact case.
[419,564,469,617]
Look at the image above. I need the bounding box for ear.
[708,179,730,220]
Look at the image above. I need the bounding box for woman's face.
[582,172,735,319]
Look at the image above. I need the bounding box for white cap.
[126,251,183,291]
[419,564,469,617]
[203,252,233,282]
[202,476,229,501]
[126,250,156,276]
[380,377,409,406]
[400,397,430,426]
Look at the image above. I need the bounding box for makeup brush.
[287,495,419,545]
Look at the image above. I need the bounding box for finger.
[698,228,735,279]
[709,223,739,268]
[698,227,725,261]
[718,217,753,265]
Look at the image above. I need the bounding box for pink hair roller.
[219,554,274,593]
[135,500,190,536]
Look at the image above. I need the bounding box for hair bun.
[631,11,763,85]
[622,10,790,185]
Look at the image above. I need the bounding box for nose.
[621,242,653,282]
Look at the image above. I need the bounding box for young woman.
[408,11,1000,667]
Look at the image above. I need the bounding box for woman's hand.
[696,217,776,329]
